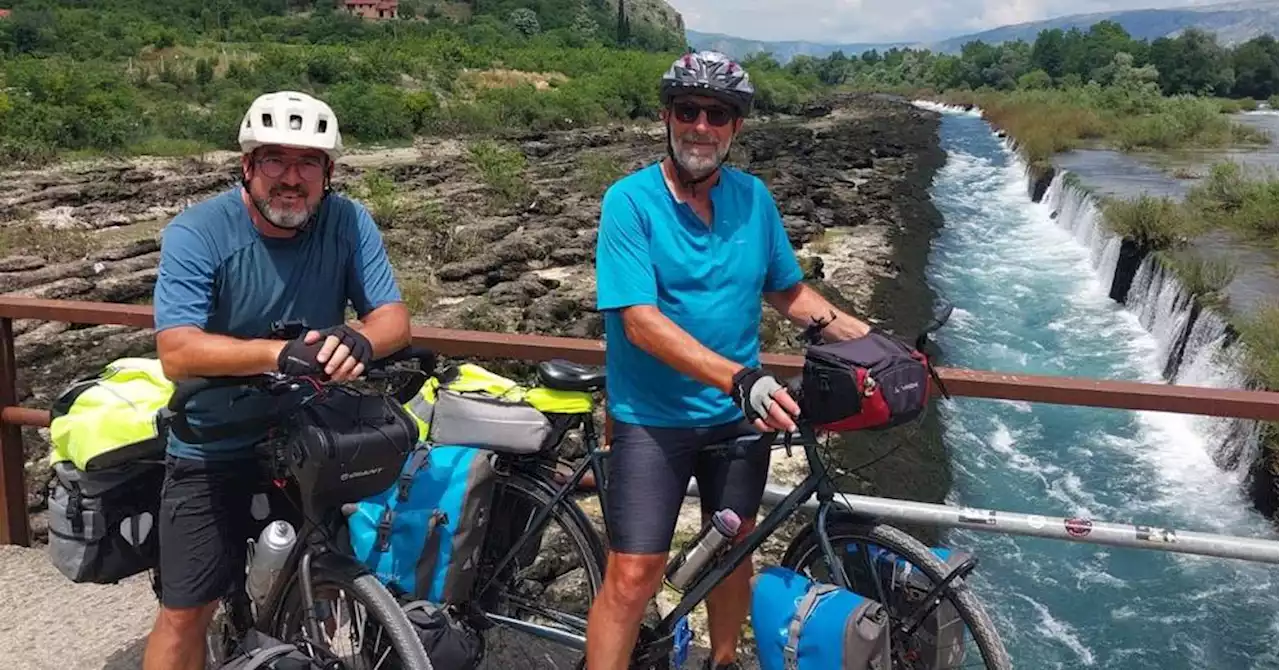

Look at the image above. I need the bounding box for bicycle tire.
[781,519,1011,670]
[270,565,435,670]
[473,470,606,669]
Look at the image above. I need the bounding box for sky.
[669,0,1235,44]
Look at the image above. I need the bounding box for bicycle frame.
[623,424,862,666]
[474,419,867,657]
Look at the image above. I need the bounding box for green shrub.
[1187,162,1280,248]
[1233,302,1279,391]
[1158,251,1236,308]
[466,139,530,206]
[1101,194,1200,249]
[349,169,405,227]
[579,151,625,197]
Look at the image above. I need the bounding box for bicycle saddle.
[537,359,606,392]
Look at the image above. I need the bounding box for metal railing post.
[0,317,30,546]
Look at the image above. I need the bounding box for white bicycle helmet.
[238,91,343,160]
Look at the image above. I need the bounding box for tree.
[1031,28,1066,79]
[509,8,540,36]
[1231,35,1279,99]
[1018,69,1052,89]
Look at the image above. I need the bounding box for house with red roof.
[343,0,398,20]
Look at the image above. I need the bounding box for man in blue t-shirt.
[141,91,411,670]
[587,53,874,670]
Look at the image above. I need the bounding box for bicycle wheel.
[270,562,434,670]
[472,471,607,670]
[781,520,1010,670]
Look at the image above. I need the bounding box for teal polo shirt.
[595,162,804,428]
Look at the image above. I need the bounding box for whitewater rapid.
[913,101,1279,669]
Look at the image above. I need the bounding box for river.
[914,102,1280,669]
[1052,110,1278,315]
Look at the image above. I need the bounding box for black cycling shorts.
[604,418,771,555]
[155,455,286,610]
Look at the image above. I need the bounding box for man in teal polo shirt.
[587,51,874,670]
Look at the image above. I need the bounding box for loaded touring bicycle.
[40,301,1276,669]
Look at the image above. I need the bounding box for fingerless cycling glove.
[318,324,374,368]
[730,366,784,423]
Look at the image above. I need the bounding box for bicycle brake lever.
[783,430,794,458]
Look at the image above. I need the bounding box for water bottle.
[663,509,741,591]
[247,520,297,608]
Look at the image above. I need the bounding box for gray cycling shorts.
[604,418,771,555]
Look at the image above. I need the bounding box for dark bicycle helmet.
[659,50,755,117]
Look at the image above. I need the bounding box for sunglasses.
[671,102,736,127]
[255,155,327,181]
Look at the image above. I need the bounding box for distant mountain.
[929,0,1278,52]
[687,0,1278,62]
[684,31,911,64]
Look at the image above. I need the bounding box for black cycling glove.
[277,335,327,377]
[730,366,785,424]
[317,324,374,369]
[275,325,373,378]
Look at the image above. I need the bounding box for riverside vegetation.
[0,0,830,165]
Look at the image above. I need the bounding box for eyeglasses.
[671,102,735,127]
[255,155,327,181]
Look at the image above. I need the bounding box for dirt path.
[0,546,156,670]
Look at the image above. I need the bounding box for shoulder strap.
[783,582,840,670]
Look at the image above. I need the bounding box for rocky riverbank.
[0,93,948,664]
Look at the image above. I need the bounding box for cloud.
[670,0,1218,43]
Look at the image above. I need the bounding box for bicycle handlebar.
[158,345,437,445]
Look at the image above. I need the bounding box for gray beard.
[255,197,314,229]
[672,131,728,180]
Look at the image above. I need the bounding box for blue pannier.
[346,444,497,604]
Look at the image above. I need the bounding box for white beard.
[255,196,315,229]
[671,128,729,179]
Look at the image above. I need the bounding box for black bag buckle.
[269,319,309,340]
[375,508,395,553]
[68,487,84,535]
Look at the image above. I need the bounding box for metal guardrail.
[0,295,1275,546]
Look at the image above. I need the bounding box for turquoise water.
[919,104,1280,669]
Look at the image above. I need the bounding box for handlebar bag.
[799,330,932,432]
[288,389,419,509]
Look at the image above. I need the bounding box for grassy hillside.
[0,0,835,165]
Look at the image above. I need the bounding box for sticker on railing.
[1064,517,1093,537]
[958,507,997,525]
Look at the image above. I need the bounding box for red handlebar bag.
[799,331,932,432]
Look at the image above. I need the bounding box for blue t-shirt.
[153,187,402,460]
[595,163,804,428]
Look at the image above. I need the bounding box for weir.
[1035,162,1274,515]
